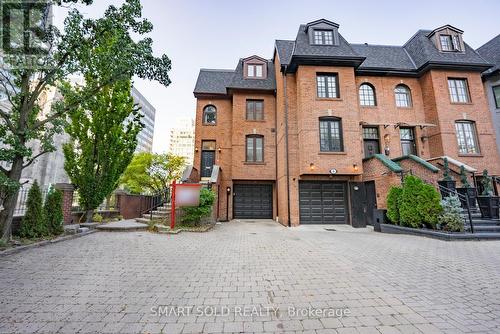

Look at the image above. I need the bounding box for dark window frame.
[202,105,217,125]
[319,117,344,152]
[359,83,377,106]
[246,99,264,121]
[399,127,417,156]
[439,34,453,51]
[362,126,381,159]
[448,78,471,103]
[493,85,500,109]
[245,135,264,162]
[455,120,480,155]
[394,84,412,108]
[316,73,339,98]
[312,29,334,45]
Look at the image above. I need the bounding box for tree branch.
[22,149,49,169]
[0,107,16,132]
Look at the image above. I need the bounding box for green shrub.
[459,165,471,188]
[44,188,64,236]
[181,188,216,226]
[19,181,48,238]
[481,169,493,195]
[92,213,103,223]
[442,157,453,181]
[440,195,464,232]
[386,186,402,224]
[399,176,442,229]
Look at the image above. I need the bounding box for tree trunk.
[85,209,93,223]
[1,159,24,242]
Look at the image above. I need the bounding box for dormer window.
[440,35,453,51]
[313,29,334,45]
[247,64,263,78]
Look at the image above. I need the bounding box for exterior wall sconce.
[195,147,199,152]
[218,148,222,153]
[353,163,358,171]
[309,163,316,171]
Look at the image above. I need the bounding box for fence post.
[55,183,75,225]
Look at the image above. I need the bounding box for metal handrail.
[437,184,474,234]
[141,188,170,221]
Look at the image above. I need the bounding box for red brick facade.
[193,21,500,226]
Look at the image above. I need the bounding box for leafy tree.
[181,189,216,226]
[386,186,402,224]
[120,152,185,194]
[64,79,142,223]
[44,188,64,235]
[0,0,171,240]
[18,181,47,238]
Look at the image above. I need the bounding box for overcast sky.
[54,0,500,153]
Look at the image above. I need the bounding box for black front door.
[233,184,273,219]
[201,151,215,177]
[299,182,348,224]
[365,181,377,226]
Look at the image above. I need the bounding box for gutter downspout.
[274,87,279,222]
[283,66,291,227]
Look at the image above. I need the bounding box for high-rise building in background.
[132,86,156,153]
[169,118,195,165]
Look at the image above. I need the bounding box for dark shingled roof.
[227,59,276,91]
[351,44,416,71]
[403,30,489,70]
[194,69,234,95]
[477,34,500,76]
[293,25,359,58]
[275,40,295,66]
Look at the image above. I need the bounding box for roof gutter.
[283,65,291,227]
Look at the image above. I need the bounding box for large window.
[448,78,470,103]
[313,30,333,45]
[316,74,339,98]
[246,135,264,162]
[359,83,376,106]
[400,127,417,156]
[493,85,500,109]
[246,100,263,120]
[319,117,343,152]
[247,64,263,78]
[455,121,480,154]
[203,105,216,125]
[363,127,380,158]
[394,84,412,107]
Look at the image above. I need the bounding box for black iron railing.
[437,184,474,234]
[141,188,170,221]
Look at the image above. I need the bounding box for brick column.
[55,183,75,225]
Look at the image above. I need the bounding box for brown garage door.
[299,182,348,224]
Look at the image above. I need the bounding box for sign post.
[170,180,202,230]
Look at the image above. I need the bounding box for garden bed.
[379,224,500,241]
[152,223,215,234]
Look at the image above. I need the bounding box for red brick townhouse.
[192,19,500,227]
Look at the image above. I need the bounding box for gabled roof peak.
[241,55,268,63]
[427,24,463,37]
[305,19,339,31]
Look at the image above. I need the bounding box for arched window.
[246,135,264,162]
[394,84,412,107]
[359,83,376,106]
[319,117,343,152]
[203,105,217,125]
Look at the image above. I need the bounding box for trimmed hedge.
[386,186,402,224]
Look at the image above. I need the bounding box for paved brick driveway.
[1,220,499,333]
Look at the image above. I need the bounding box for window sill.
[245,119,266,122]
[396,106,413,109]
[450,102,472,105]
[243,162,266,165]
[318,152,347,155]
[360,105,378,109]
[316,98,343,101]
[202,123,217,126]
[458,154,483,158]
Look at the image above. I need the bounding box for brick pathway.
[1,220,499,333]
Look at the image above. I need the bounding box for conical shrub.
[44,188,64,235]
[19,181,47,238]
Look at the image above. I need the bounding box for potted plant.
[477,170,500,219]
[456,165,477,209]
[437,158,456,198]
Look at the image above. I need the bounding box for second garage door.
[233,184,273,219]
[299,182,348,224]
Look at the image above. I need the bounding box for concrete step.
[135,217,151,224]
[142,213,169,220]
[470,219,500,226]
[472,225,500,233]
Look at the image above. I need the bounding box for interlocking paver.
[0,221,499,333]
